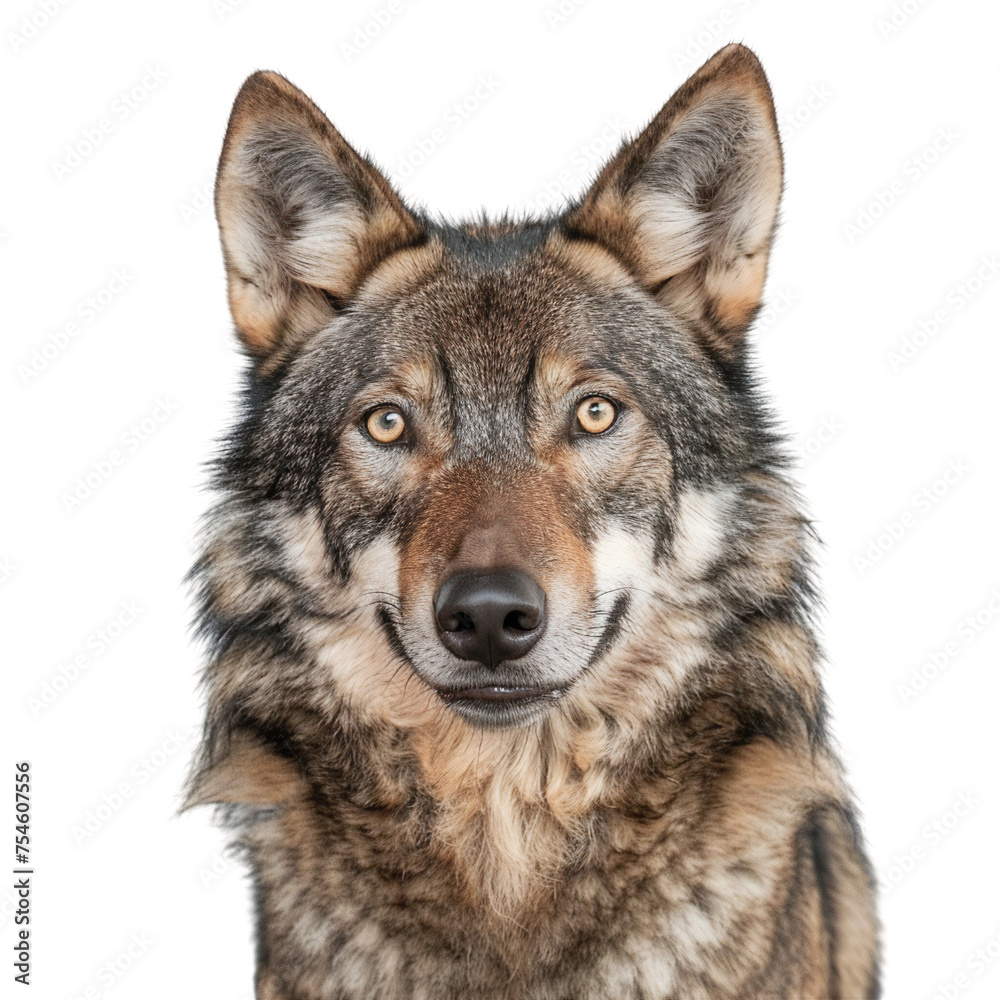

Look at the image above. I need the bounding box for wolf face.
[188,44,879,1000]
[203,44,788,731]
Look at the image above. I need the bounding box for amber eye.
[575,396,617,435]
[365,406,406,444]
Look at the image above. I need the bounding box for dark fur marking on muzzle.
[588,591,631,667]
[376,604,413,668]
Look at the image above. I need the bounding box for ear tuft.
[564,44,783,356]
[215,71,423,359]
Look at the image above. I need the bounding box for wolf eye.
[575,396,617,435]
[365,406,406,444]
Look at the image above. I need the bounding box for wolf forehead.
[321,232,665,391]
[272,228,735,448]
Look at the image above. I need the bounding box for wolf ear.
[215,71,423,358]
[564,44,782,357]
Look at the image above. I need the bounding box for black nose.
[434,570,546,667]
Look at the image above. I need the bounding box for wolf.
[184,43,880,999]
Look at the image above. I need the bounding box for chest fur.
[242,739,826,999]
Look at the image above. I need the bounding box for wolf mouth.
[436,685,564,703]
[435,684,567,727]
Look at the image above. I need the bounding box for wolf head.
[196,45,814,751]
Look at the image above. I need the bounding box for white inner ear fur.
[629,94,781,305]
[284,209,368,290]
[221,133,369,300]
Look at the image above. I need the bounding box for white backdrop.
[3,1,998,997]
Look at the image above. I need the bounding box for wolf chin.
[185,44,880,1000]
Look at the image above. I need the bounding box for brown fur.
[186,43,879,999]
